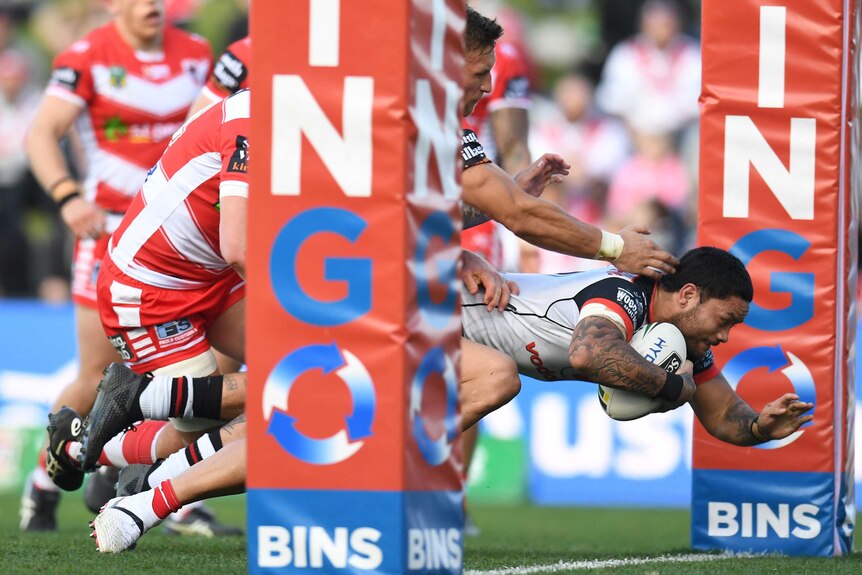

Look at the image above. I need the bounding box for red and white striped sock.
[98,420,168,467]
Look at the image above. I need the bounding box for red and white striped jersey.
[47,22,212,217]
[202,36,250,102]
[108,89,250,290]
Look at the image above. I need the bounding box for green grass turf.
[2,492,860,574]
[3,491,247,574]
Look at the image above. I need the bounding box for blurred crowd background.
[0,0,705,300]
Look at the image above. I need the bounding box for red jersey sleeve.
[205,37,251,100]
[219,97,250,198]
[47,39,96,106]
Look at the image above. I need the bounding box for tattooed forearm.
[721,398,759,446]
[221,413,246,438]
[569,317,667,396]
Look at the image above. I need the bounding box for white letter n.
[271,75,373,197]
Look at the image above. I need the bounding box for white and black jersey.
[462,268,718,383]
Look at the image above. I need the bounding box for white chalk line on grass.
[466,552,749,575]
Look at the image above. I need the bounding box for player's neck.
[114,22,163,53]
[650,288,674,323]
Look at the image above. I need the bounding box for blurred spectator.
[597,0,698,58]
[527,71,630,273]
[539,71,630,206]
[30,0,110,56]
[605,130,691,254]
[595,0,700,139]
[0,49,40,296]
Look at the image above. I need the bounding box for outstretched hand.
[462,250,519,312]
[613,224,678,280]
[513,153,570,198]
[755,393,814,441]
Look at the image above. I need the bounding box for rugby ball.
[597,322,687,421]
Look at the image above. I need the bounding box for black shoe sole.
[80,364,144,472]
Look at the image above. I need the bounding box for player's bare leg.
[20,307,119,531]
[117,414,246,496]
[460,338,521,430]
[79,365,247,471]
[209,298,245,365]
[91,439,246,552]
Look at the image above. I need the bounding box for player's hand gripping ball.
[598,322,687,421]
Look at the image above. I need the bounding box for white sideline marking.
[466,553,743,575]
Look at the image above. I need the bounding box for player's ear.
[677,283,699,309]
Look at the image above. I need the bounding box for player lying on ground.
[461,246,813,444]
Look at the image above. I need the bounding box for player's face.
[462,48,495,117]
[674,294,749,358]
[110,0,164,46]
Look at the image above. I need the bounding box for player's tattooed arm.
[692,374,814,446]
[568,316,667,397]
[462,201,491,229]
[220,413,246,439]
[719,396,761,446]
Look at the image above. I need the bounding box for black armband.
[657,372,684,401]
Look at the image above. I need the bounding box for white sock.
[100,429,131,467]
[138,375,197,420]
[32,467,58,492]
[148,434,218,488]
[65,441,83,463]
[137,375,175,420]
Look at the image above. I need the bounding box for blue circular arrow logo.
[263,343,375,465]
[411,346,459,466]
[722,345,815,450]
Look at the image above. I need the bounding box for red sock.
[152,480,181,519]
[121,420,168,465]
[98,420,169,466]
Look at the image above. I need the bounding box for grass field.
[2,491,860,574]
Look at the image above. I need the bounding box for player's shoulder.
[227,36,252,58]
[165,26,212,55]
[55,23,112,61]
[577,269,651,306]
[222,88,251,121]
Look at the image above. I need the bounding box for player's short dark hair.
[465,6,503,54]
[659,246,753,303]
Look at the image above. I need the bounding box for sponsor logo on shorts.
[108,334,135,361]
[525,341,559,381]
[155,318,197,346]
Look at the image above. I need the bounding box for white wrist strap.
[595,230,624,261]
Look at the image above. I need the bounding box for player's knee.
[482,358,520,412]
